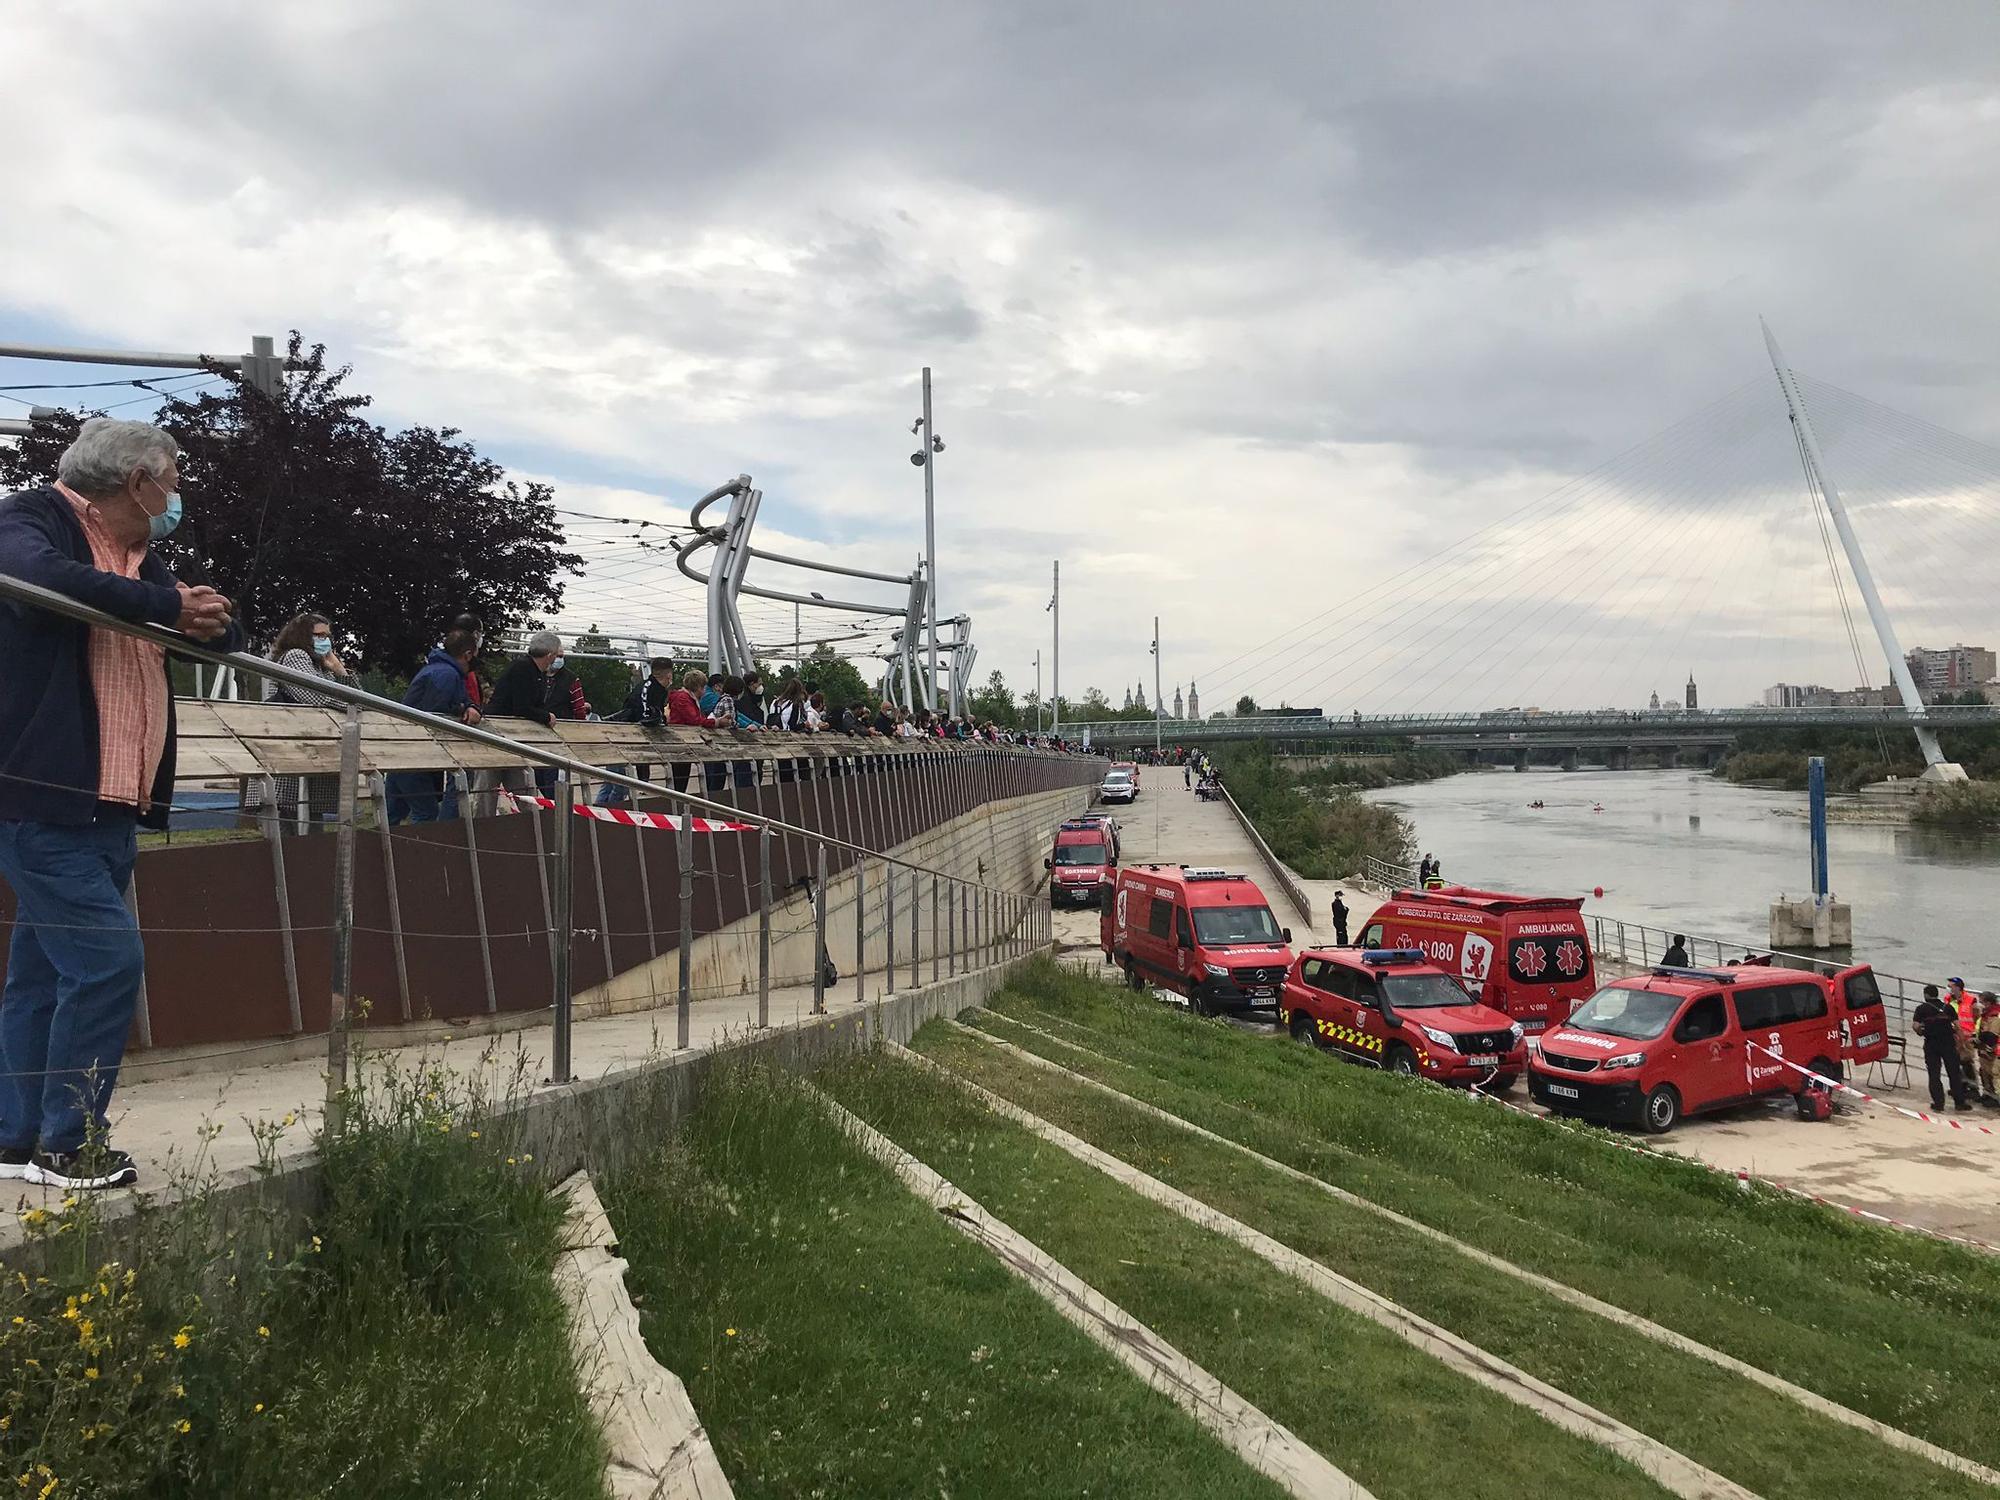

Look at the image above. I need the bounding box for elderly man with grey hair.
[0,417,241,1190]
[471,628,563,811]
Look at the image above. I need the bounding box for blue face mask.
[141,475,182,541]
[311,637,333,657]
[551,656,566,671]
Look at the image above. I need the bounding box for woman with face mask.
[248,612,351,827]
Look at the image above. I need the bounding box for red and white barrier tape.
[1746,1042,2000,1139]
[496,790,755,833]
[1468,1080,2000,1255]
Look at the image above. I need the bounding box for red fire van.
[1046,817,1119,909]
[1104,864,1294,1016]
[1528,962,1874,1133]
[1358,885,1595,1034]
[1279,947,1527,1089]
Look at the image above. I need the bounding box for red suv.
[1279,947,1527,1089]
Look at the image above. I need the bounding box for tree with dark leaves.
[0,332,579,673]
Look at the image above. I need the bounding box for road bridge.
[1067,704,2000,751]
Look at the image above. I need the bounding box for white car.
[1098,770,1137,804]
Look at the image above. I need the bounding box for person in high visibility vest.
[1946,977,1980,1087]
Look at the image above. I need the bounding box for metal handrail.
[0,567,1087,894]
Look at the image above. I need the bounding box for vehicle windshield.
[1052,843,1105,865]
[1191,904,1283,946]
[1565,985,1683,1040]
[1101,771,1132,783]
[1380,973,1473,1009]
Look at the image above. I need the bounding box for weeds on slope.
[0,1052,604,1500]
[603,1059,1282,1500]
[974,957,2000,1469]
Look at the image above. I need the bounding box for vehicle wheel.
[1806,1055,1840,1086]
[1385,1044,1418,1077]
[1189,984,1210,1017]
[1124,959,1143,992]
[1287,1010,1313,1045]
[1640,1084,1681,1135]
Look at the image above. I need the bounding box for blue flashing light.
[1361,948,1427,966]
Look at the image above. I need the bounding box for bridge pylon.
[1763,322,1966,781]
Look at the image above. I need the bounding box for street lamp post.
[1151,616,1163,757]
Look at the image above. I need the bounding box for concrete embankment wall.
[580,780,1092,1017]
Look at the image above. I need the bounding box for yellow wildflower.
[256,1326,269,1339]
[83,1368,97,1382]
[172,1331,190,1351]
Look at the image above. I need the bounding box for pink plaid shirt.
[57,482,168,811]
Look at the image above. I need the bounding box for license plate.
[1465,1054,1499,1068]
[1546,1083,1579,1099]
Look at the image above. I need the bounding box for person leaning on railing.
[384,626,482,823]
[472,631,561,813]
[0,417,244,1191]
[243,610,350,829]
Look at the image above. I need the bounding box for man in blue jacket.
[385,627,482,823]
[0,418,240,1190]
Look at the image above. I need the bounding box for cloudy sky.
[6,2,2000,712]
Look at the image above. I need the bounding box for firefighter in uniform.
[1913,984,1973,1113]
[1973,992,2000,1108]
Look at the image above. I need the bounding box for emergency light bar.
[1650,965,1739,984]
[1181,867,1235,881]
[1362,949,1428,966]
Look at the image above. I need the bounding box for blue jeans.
[384,771,449,824]
[0,818,144,1153]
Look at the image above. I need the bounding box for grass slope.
[604,1061,1286,1500]
[923,1018,1992,1500]
[822,1051,1674,1500]
[2,1064,605,1499]
[970,958,2000,1471]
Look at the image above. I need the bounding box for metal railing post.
[932,873,941,983]
[855,858,868,1005]
[886,861,897,995]
[813,844,829,1014]
[122,877,152,1049]
[260,773,304,1035]
[368,772,412,1022]
[676,819,694,1049]
[911,866,921,987]
[459,774,499,1014]
[551,779,576,1083]
[947,878,957,977]
[758,826,772,1028]
[962,885,970,970]
[324,705,361,1134]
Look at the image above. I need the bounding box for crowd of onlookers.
[246,612,1096,822]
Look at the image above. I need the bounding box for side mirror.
[1044,857,1053,869]
[1282,928,1293,945]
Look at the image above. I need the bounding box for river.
[1365,768,2000,982]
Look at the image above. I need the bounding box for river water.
[1365,768,2000,983]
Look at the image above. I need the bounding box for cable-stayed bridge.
[1159,326,2000,779]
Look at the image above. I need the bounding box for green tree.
[792,645,873,715]
[1078,686,1113,718]
[568,627,643,719]
[0,333,579,673]
[1235,694,1260,717]
[969,669,1020,728]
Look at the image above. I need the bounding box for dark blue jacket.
[0,484,245,829]
[402,648,471,718]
